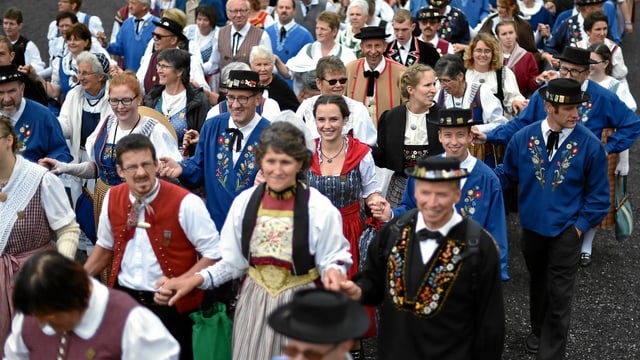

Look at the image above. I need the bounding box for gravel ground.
[7,1,640,358]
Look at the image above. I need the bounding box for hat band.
[412,167,468,180]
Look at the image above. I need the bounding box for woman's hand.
[182,129,200,148]
[512,100,528,115]
[157,274,205,307]
[323,267,346,291]
[253,169,266,186]
[38,158,59,172]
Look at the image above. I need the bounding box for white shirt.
[298,95,377,146]
[206,99,281,136]
[541,119,574,160]
[10,39,45,73]
[203,23,273,74]
[3,278,180,360]
[363,57,386,97]
[404,107,430,145]
[97,180,220,291]
[465,68,525,113]
[435,82,509,132]
[415,210,463,264]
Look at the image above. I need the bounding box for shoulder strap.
[241,184,266,260]
[383,208,419,259]
[495,68,505,110]
[464,218,482,292]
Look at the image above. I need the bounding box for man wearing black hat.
[345,26,405,126]
[160,70,270,230]
[136,15,209,95]
[268,288,370,360]
[384,9,440,68]
[478,46,640,158]
[415,7,455,55]
[418,0,470,45]
[494,78,610,359]
[341,155,505,359]
[372,108,510,281]
[0,64,71,163]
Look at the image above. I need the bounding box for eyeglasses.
[121,162,156,174]
[559,66,588,77]
[420,19,441,25]
[108,96,137,106]
[323,77,348,86]
[282,344,339,360]
[156,63,174,70]
[228,8,249,14]
[227,94,256,105]
[78,71,95,77]
[152,32,175,40]
[473,48,493,55]
[590,60,606,65]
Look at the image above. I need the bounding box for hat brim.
[537,87,592,104]
[152,21,188,42]
[552,54,596,66]
[405,166,470,181]
[426,118,482,127]
[353,33,391,40]
[268,300,370,343]
[219,83,267,90]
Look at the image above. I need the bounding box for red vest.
[107,179,203,313]
[22,289,136,358]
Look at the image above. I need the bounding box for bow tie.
[364,70,380,97]
[416,228,444,243]
[225,128,244,152]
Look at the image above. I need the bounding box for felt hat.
[418,7,445,21]
[0,65,24,84]
[427,0,452,8]
[405,155,470,181]
[152,17,188,42]
[353,26,390,40]
[538,78,591,105]
[552,46,595,66]
[267,289,370,344]
[576,0,606,6]
[219,70,267,90]
[427,107,482,127]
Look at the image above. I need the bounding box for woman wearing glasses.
[40,71,182,232]
[143,48,210,155]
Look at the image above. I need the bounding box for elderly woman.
[577,11,628,84]
[338,0,370,58]
[496,20,539,97]
[143,48,210,153]
[40,71,182,229]
[48,23,92,101]
[464,33,527,117]
[160,121,352,359]
[250,45,299,111]
[0,116,79,349]
[279,11,357,98]
[372,64,444,207]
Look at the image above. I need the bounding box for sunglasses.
[323,78,348,86]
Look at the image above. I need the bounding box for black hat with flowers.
[418,7,445,21]
[219,70,267,90]
[405,156,470,181]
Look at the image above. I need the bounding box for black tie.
[416,228,444,243]
[364,70,380,97]
[546,130,560,159]
[226,128,244,152]
[304,4,311,15]
[280,26,287,42]
[232,32,241,56]
[135,19,144,34]
[399,45,405,50]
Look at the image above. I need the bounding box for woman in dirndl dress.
[160,121,352,359]
[373,64,444,208]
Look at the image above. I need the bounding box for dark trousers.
[522,227,582,360]
[115,284,194,360]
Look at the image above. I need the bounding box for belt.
[114,283,157,307]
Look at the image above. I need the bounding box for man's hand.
[471,126,487,145]
[323,268,346,291]
[96,31,108,48]
[369,196,392,222]
[160,274,205,306]
[339,280,363,301]
[158,157,183,178]
[154,276,173,305]
[537,69,558,84]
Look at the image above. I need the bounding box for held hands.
[182,129,200,148]
[96,31,108,48]
[368,196,392,222]
[156,274,205,307]
[323,268,347,291]
[339,279,363,301]
[537,23,551,39]
[157,156,183,178]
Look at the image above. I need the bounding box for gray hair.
[347,0,369,17]
[220,62,251,84]
[250,45,275,66]
[76,51,107,79]
[271,110,315,152]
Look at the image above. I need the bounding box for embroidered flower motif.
[386,224,466,318]
[17,124,31,150]
[460,186,482,218]
[216,135,231,187]
[528,135,546,187]
[551,141,579,189]
[235,139,259,191]
[579,100,592,123]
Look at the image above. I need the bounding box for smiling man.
[159,70,271,230]
[83,134,219,360]
[385,9,440,68]
[345,26,405,126]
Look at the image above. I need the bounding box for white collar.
[2,97,26,124]
[278,20,297,31]
[232,22,251,36]
[364,57,386,73]
[415,206,463,236]
[541,119,573,139]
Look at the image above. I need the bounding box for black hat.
[418,7,445,21]
[552,47,595,66]
[427,0,452,8]
[93,52,111,76]
[219,70,267,90]
[353,26,390,40]
[427,107,481,127]
[0,65,24,84]
[538,78,591,105]
[267,289,370,343]
[152,17,188,42]
[576,0,606,5]
[405,156,470,181]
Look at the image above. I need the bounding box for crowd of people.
[1,0,638,358]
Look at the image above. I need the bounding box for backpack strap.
[494,67,505,111]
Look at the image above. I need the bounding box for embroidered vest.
[218,25,264,70]
[144,52,160,94]
[22,289,136,359]
[436,84,483,121]
[436,38,449,56]
[11,35,29,66]
[107,180,203,313]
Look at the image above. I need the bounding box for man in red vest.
[84,134,219,360]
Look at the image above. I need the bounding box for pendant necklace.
[321,139,345,163]
[0,182,7,202]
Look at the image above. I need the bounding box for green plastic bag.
[190,302,233,360]
[615,175,633,241]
